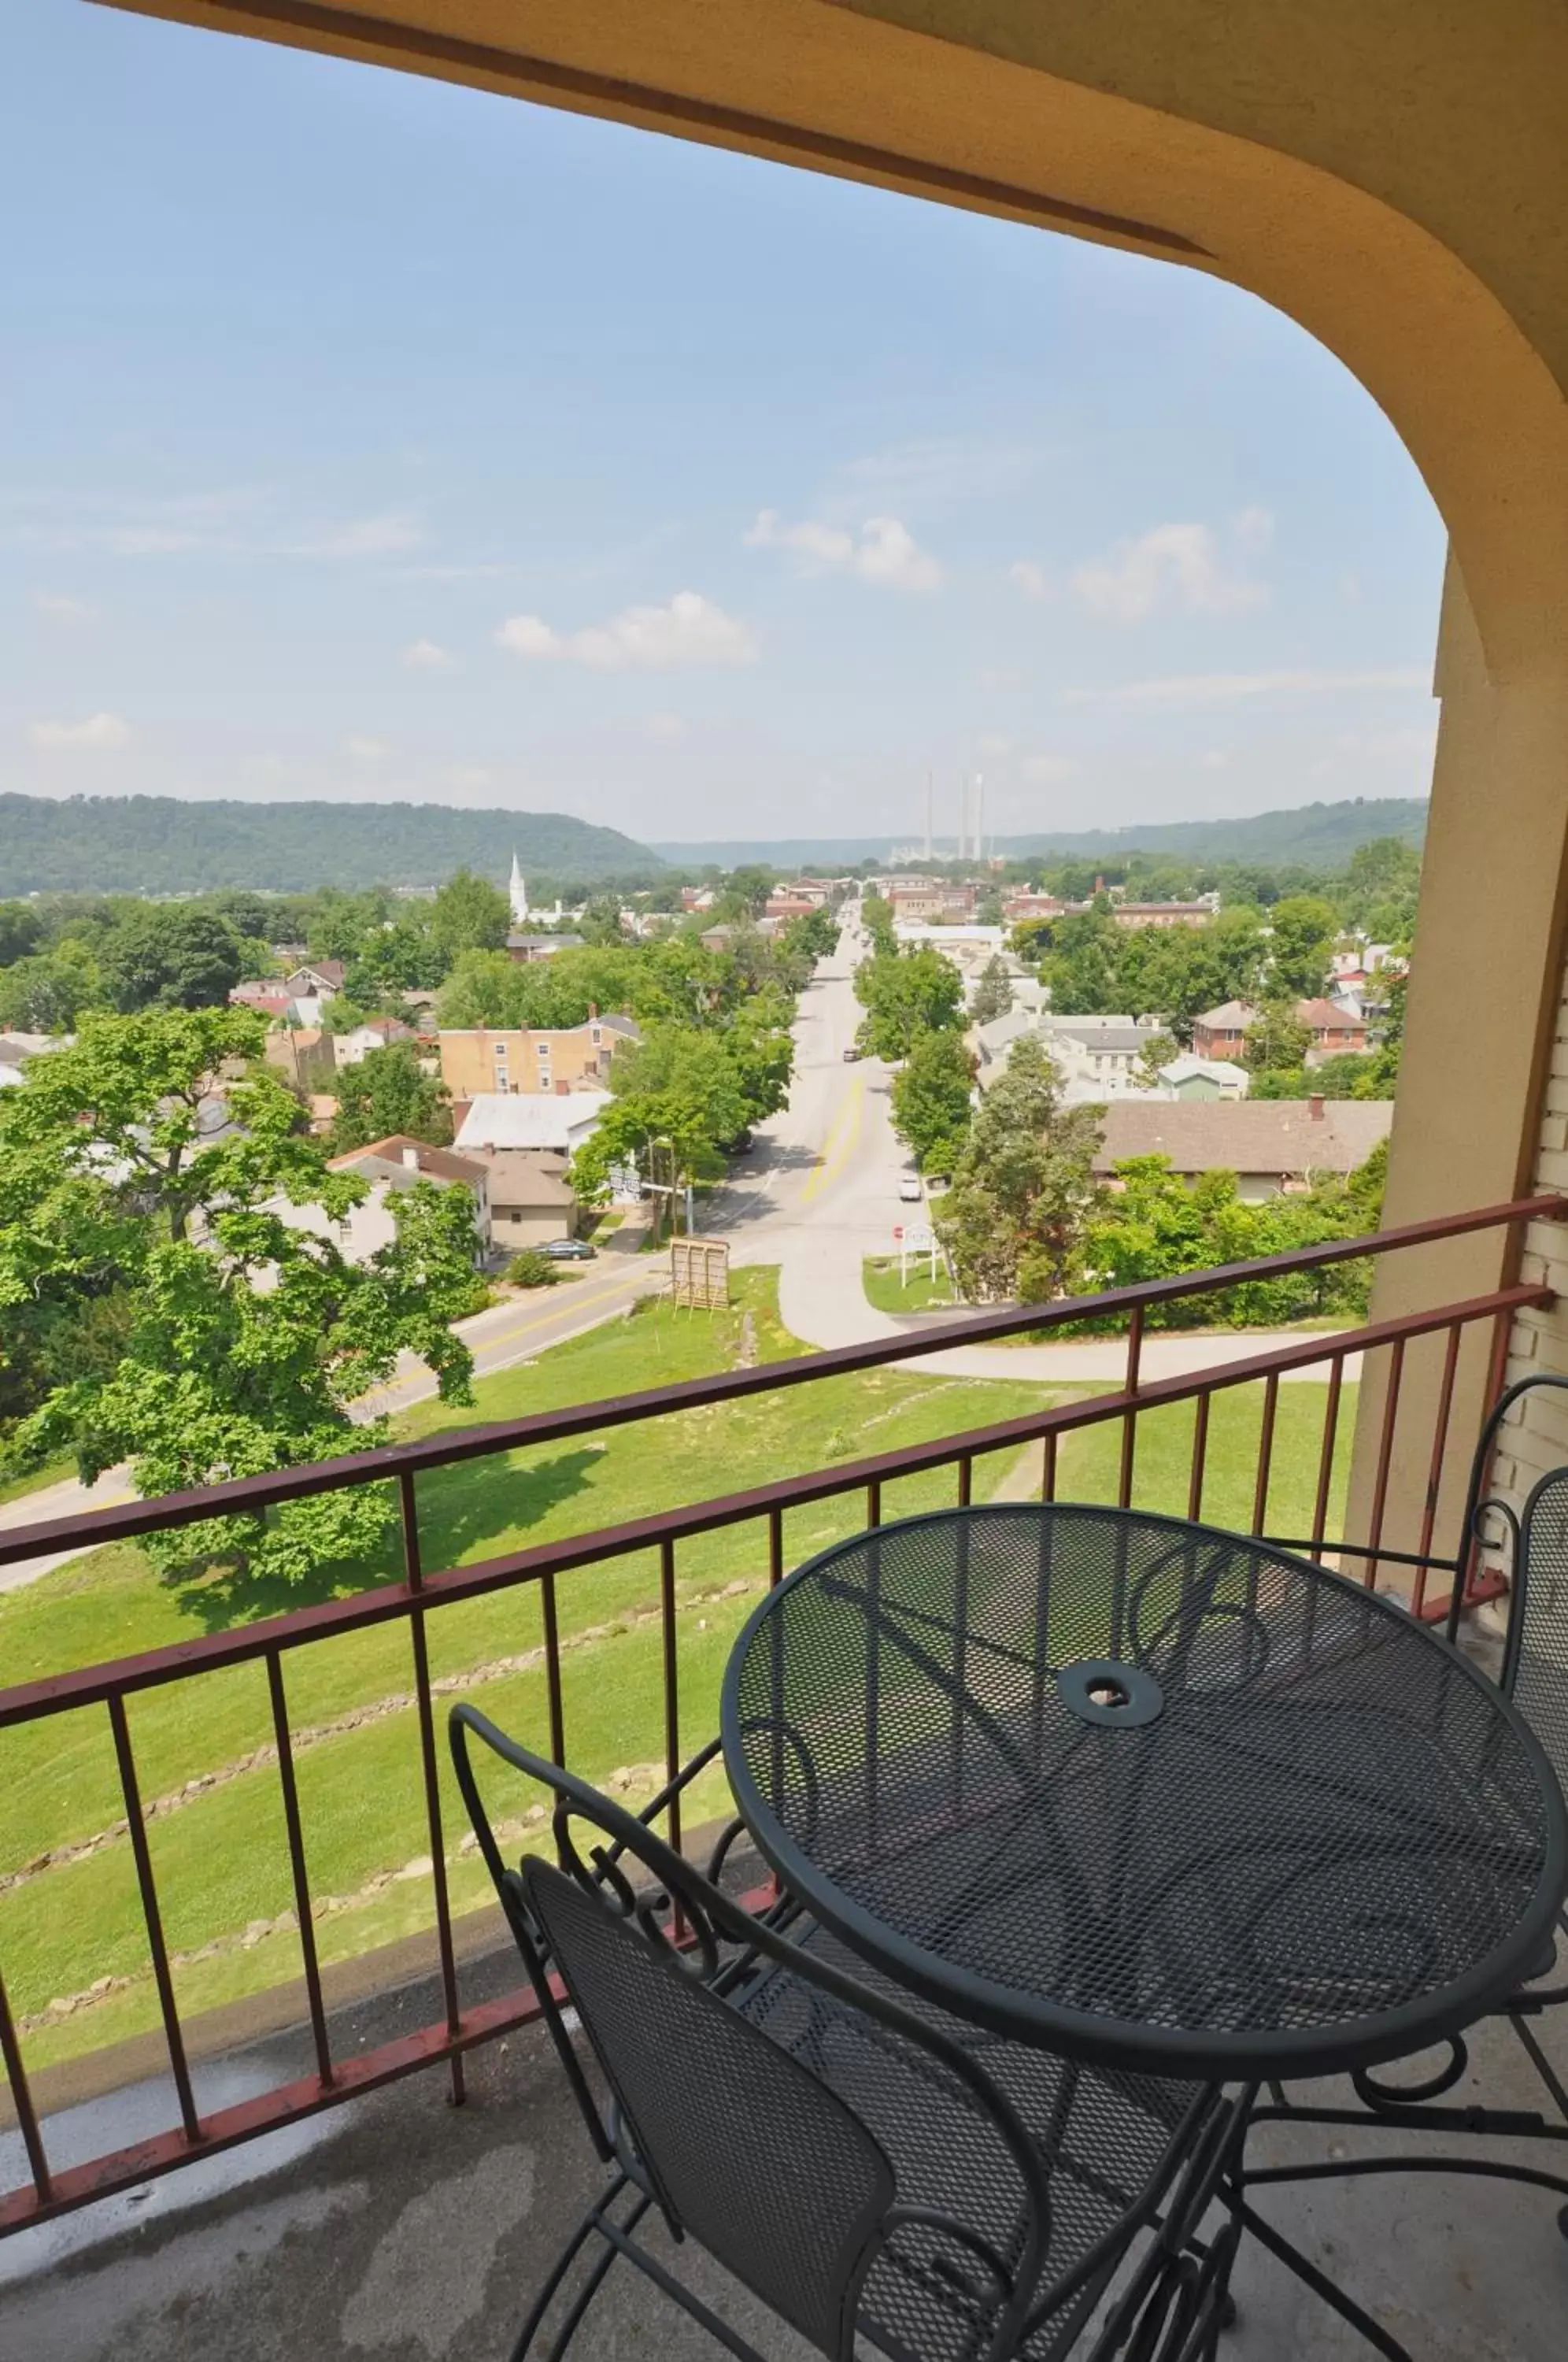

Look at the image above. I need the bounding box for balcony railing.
[0,1190,1560,2234]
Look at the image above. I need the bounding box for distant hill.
[653,798,1429,871]
[0,794,664,894]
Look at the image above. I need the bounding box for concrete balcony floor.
[3,1927,1566,2362]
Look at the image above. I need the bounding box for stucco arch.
[102,0,1568,1553]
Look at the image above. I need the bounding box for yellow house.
[438,1013,640,1099]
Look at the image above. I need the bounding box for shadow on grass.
[161,1449,603,1631]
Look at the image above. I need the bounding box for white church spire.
[508,851,529,926]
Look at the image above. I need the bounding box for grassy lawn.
[0,1270,1056,2061]
[862,1255,960,1315]
[0,1268,1357,2072]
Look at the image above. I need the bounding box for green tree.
[3,1009,477,1583]
[99,905,245,1012]
[0,903,45,968]
[1244,1000,1313,1079]
[891,1028,974,1173]
[572,1025,751,1216]
[0,941,105,1031]
[935,1036,1103,1302]
[853,946,964,1059]
[1133,1032,1178,1088]
[430,868,512,962]
[1267,895,1338,1000]
[860,893,897,956]
[970,957,1014,1026]
[331,1042,453,1153]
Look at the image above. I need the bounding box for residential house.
[0,1031,64,1086]
[241,1136,489,1281]
[969,1009,1165,1098]
[264,1026,337,1091]
[505,931,586,964]
[1159,1055,1250,1101]
[1002,890,1067,925]
[1043,1014,1167,1086]
[1189,1001,1259,1061]
[764,893,819,921]
[453,1090,611,1160]
[282,960,346,998]
[438,1013,639,1101]
[890,883,975,924]
[699,924,737,953]
[1296,998,1370,1057]
[1091,1097,1393,1200]
[332,1016,415,1070]
[472,1148,579,1253]
[1107,898,1217,930]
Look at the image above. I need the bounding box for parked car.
[898,1177,923,1203]
[542,1237,597,1261]
[718,1127,756,1157]
[842,1045,862,1062]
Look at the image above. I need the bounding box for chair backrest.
[522,1857,895,2360]
[1506,1463,1568,1786]
[447,1704,897,2360]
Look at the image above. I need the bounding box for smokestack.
[974,773,985,866]
[924,771,933,863]
[957,774,967,862]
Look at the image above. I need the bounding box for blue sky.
[4,3,1447,847]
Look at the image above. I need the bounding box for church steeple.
[508,851,529,927]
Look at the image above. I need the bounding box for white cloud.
[1008,560,1049,602]
[29,712,129,749]
[1071,517,1270,622]
[645,711,687,740]
[745,509,941,593]
[977,732,1014,757]
[496,591,757,670]
[280,513,423,560]
[824,436,1044,519]
[31,589,93,620]
[346,735,390,761]
[1064,665,1430,707]
[400,637,453,671]
[1023,754,1077,783]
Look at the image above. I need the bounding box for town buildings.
[1091,1098,1393,1200]
[438,1013,639,1101]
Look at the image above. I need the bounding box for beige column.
[1344,557,1568,1578]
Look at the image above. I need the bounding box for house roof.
[327,1135,488,1185]
[506,931,585,953]
[1091,1098,1392,1178]
[974,1009,1037,1056]
[1193,1001,1259,1031]
[288,958,345,987]
[346,1016,412,1040]
[473,1148,577,1207]
[1296,998,1366,1031]
[454,1091,611,1152]
[1045,1018,1151,1057]
[1162,1054,1249,1087]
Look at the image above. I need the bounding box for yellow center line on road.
[802,1070,865,1205]
[355,1266,651,1412]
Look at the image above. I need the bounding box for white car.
[898,1177,923,1203]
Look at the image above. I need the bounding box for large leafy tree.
[571,1025,751,1213]
[1266,895,1339,1001]
[853,946,964,1060]
[1244,1001,1313,1078]
[935,1036,1102,1302]
[0,940,105,1031]
[0,902,45,968]
[0,1007,476,1579]
[891,1028,974,1173]
[98,905,245,1012]
[430,868,512,961]
[331,1042,453,1152]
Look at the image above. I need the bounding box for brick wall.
[1495,990,1568,1531]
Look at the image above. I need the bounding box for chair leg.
[507,2175,635,2362]
[1237,2198,1414,2362]
[1511,2007,1568,2131]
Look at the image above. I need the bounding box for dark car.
[718,1127,756,1157]
[542,1237,597,1261]
[842,1045,863,1062]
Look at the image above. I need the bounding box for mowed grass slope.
[0,1271,1355,2071]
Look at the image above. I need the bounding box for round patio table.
[720,1503,1568,2082]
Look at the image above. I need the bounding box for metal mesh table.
[721,1505,1568,2082]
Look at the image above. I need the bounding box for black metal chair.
[449,1705,1244,2362]
[1247,1371,1568,2294]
